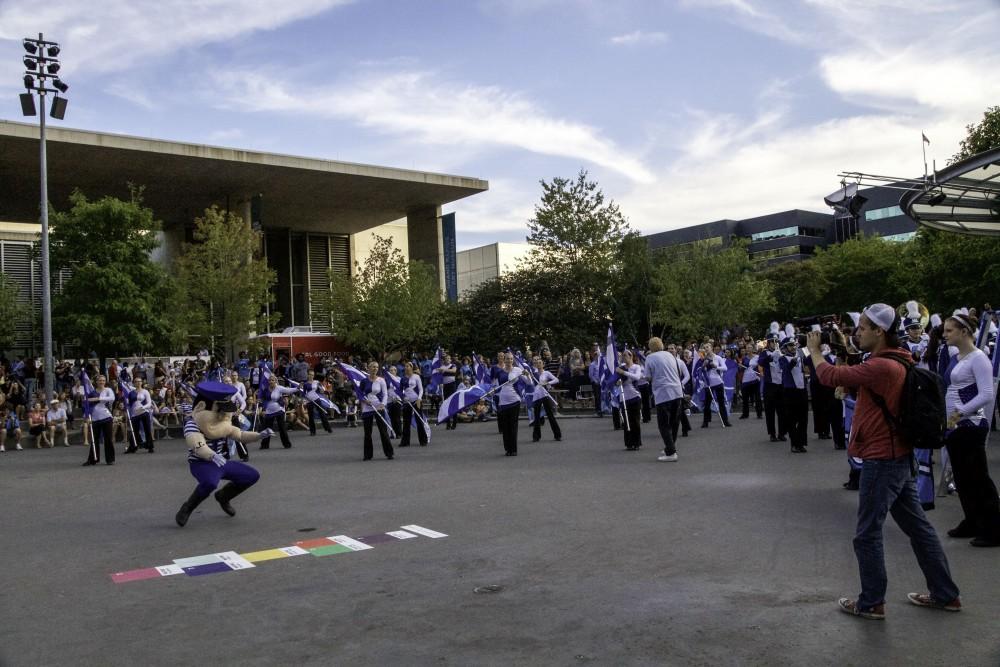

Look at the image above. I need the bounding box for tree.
[0,273,23,351]
[806,235,908,315]
[519,169,636,350]
[904,228,1000,313]
[173,206,278,361]
[319,234,441,359]
[952,105,1000,163]
[48,188,174,362]
[650,240,774,341]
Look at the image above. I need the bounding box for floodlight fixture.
[46,62,60,75]
[19,92,36,116]
[23,74,34,89]
[52,78,68,93]
[46,45,60,57]
[23,56,37,70]
[22,39,37,54]
[927,191,947,206]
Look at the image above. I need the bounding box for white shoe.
[0,445,5,452]
[15,444,23,450]
[657,453,678,462]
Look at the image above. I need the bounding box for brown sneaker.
[907,593,961,612]
[838,597,885,620]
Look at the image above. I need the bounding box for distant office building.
[644,186,918,265]
[455,242,532,297]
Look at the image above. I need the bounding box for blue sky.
[2,0,998,249]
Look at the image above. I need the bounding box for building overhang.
[900,147,1000,236]
[0,120,488,234]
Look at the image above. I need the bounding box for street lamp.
[19,32,68,404]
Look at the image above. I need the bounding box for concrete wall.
[350,219,410,272]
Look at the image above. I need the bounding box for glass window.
[750,226,797,242]
[750,246,800,261]
[865,205,903,221]
[881,232,915,242]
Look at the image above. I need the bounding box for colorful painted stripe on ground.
[110,525,441,584]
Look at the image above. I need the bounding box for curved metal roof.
[900,146,1000,235]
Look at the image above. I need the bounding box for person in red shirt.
[806,303,960,621]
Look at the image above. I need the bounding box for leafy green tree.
[757,259,832,327]
[651,239,774,341]
[48,189,174,363]
[609,232,654,347]
[173,206,278,362]
[952,105,1000,163]
[0,273,24,351]
[319,234,441,359]
[439,277,518,356]
[806,235,908,315]
[904,228,1000,313]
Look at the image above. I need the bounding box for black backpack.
[871,356,947,449]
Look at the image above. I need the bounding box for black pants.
[677,402,690,439]
[946,425,1000,540]
[308,403,332,435]
[701,385,730,426]
[363,411,394,460]
[442,383,458,428]
[655,398,680,456]
[387,401,402,437]
[622,398,642,449]
[401,402,428,446]
[740,381,762,418]
[261,412,291,449]
[85,418,115,464]
[639,384,652,423]
[830,398,846,449]
[498,402,520,454]
[591,382,603,415]
[812,383,834,436]
[784,387,808,450]
[532,397,561,441]
[612,402,622,429]
[764,383,784,437]
[130,412,154,450]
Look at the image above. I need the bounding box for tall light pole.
[19,32,68,404]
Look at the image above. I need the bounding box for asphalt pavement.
[1,413,998,666]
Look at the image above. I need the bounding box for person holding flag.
[360,361,394,461]
[494,352,524,456]
[529,356,562,442]
[615,349,645,450]
[127,377,155,454]
[439,353,460,430]
[303,370,335,436]
[384,365,403,437]
[259,373,298,449]
[82,374,117,466]
[699,344,732,429]
[400,361,428,447]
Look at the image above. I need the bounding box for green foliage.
[650,239,774,341]
[439,277,518,355]
[757,259,831,326]
[903,228,1000,313]
[0,273,23,350]
[173,206,278,361]
[48,188,174,358]
[952,106,1000,163]
[805,235,908,315]
[319,234,441,359]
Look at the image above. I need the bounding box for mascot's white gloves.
[211,452,227,467]
[259,428,275,439]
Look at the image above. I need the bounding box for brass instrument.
[898,300,930,331]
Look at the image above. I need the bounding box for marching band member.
[902,301,930,369]
[530,357,562,442]
[700,344,732,428]
[614,349,643,450]
[361,361,394,460]
[779,325,808,453]
[759,322,786,442]
[259,374,298,450]
[400,362,428,447]
[82,375,116,466]
[303,370,334,436]
[494,352,524,456]
[739,346,762,420]
[440,353,459,430]
[942,313,1000,547]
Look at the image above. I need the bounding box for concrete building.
[455,242,532,297]
[0,120,487,352]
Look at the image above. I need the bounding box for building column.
[407,205,445,294]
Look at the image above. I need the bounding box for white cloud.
[609,30,668,45]
[0,0,354,74]
[678,0,808,44]
[104,82,155,110]
[211,69,655,183]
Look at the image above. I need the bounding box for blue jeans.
[854,456,959,610]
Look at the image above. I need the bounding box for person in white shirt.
[740,349,763,420]
[361,361,394,460]
[615,349,645,450]
[385,365,403,437]
[399,362,427,447]
[644,338,685,462]
[440,353,459,430]
[942,313,1000,547]
[493,353,524,456]
[126,377,155,454]
[46,399,69,447]
[529,357,562,442]
[700,345,732,428]
[82,375,117,466]
[260,374,298,450]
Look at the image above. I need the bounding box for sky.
[1,0,998,250]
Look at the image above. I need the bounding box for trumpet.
[898,300,930,331]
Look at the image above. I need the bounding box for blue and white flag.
[427,347,444,395]
[436,384,487,424]
[723,362,738,412]
[472,351,490,389]
[600,324,619,392]
[336,361,368,401]
[80,370,95,418]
